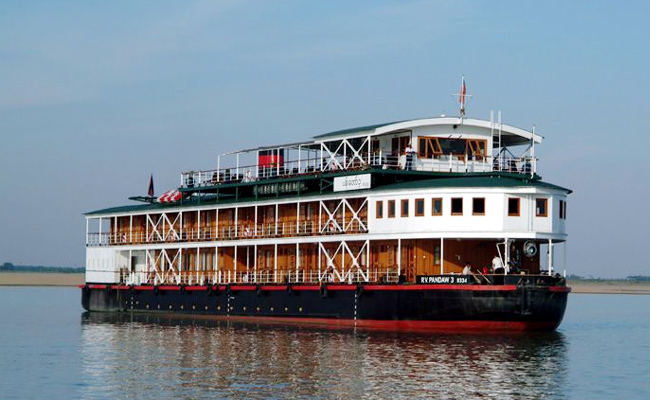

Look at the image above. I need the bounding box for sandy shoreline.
[1,273,649,294]
[0,272,85,287]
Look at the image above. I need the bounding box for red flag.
[148,174,154,197]
[459,76,467,114]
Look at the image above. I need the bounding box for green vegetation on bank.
[1,262,84,273]
[567,274,650,282]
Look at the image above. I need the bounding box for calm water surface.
[0,287,649,399]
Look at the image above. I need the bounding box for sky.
[1,0,649,278]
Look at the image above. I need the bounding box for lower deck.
[91,238,550,287]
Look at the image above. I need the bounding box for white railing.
[181,154,537,188]
[87,221,368,247]
[117,268,400,286]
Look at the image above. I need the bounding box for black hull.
[81,278,570,332]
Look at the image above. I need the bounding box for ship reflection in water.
[80,313,568,399]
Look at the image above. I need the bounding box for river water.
[0,287,648,399]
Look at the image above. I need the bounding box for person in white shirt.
[492,255,504,274]
[462,262,472,275]
[404,143,416,170]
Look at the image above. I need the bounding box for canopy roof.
[315,117,542,147]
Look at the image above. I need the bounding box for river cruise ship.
[82,113,571,331]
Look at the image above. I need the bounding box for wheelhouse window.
[451,198,463,215]
[472,198,485,215]
[508,198,520,216]
[536,198,548,217]
[401,199,409,217]
[415,198,425,216]
[432,198,443,216]
[559,200,567,219]
[418,137,487,160]
[376,201,383,219]
[388,200,395,218]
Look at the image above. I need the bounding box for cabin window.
[418,137,487,160]
[559,200,567,219]
[388,200,395,218]
[415,198,425,216]
[418,137,443,158]
[508,198,520,216]
[451,198,463,215]
[401,199,409,217]
[376,201,383,219]
[432,198,442,216]
[472,198,485,215]
[536,198,548,217]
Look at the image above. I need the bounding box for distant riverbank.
[0,272,84,287]
[1,272,649,294]
[568,280,650,295]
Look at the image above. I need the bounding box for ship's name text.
[417,276,471,284]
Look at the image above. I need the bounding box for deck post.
[397,238,402,278]
[217,155,221,183]
[296,243,300,283]
[236,153,240,180]
[440,238,444,275]
[318,241,322,281]
[234,206,238,238]
[367,135,371,166]
[296,203,300,234]
[215,246,219,283]
[234,245,238,283]
[254,205,258,237]
[253,244,257,283]
[548,239,554,276]
[505,238,511,272]
[366,239,370,282]
[274,243,278,283]
[177,212,182,240]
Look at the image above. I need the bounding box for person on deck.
[462,262,472,275]
[405,142,416,170]
[492,255,504,274]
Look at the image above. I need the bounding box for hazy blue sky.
[1,1,648,278]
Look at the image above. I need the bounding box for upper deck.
[179,117,542,190]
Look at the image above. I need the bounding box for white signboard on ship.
[334,174,371,192]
